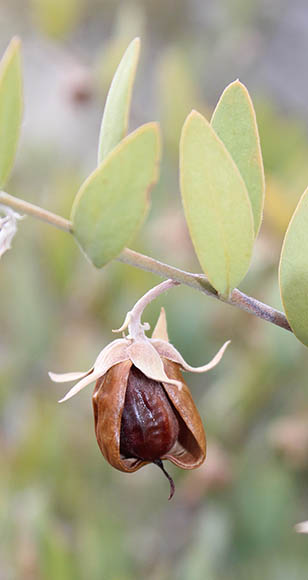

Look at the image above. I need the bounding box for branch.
[0,191,72,232]
[118,249,291,332]
[0,191,291,333]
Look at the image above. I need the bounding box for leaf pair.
[72,38,160,267]
[180,81,265,297]
[0,37,160,268]
[73,45,267,291]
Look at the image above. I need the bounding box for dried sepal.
[51,339,131,402]
[161,358,206,469]
[127,340,182,388]
[151,307,169,341]
[152,338,230,373]
[92,360,146,472]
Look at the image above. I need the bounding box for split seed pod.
[49,280,230,499]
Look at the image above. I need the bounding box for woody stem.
[0,191,291,333]
[0,191,72,232]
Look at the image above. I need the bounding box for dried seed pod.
[50,281,230,499]
[92,358,206,499]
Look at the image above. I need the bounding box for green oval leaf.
[180,110,254,297]
[97,37,140,164]
[0,37,23,188]
[211,80,265,236]
[72,123,160,267]
[279,187,308,346]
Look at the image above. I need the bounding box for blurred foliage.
[1,1,308,579]
[158,45,202,157]
[30,0,85,40]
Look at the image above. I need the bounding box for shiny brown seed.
[120,366,179,498]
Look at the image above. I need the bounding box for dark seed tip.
[154,459,175,500]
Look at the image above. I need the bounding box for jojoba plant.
[1,36,308,506]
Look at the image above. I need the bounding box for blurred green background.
[2,1,308,578]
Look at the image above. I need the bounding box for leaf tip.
[224,78,248,94]
[182,109,205,133]
[132,36,141,49]
[128,37,141,61]
[4,36,21,62]
[10,36,21,49]
[0,36,21,70]
[189,108,202,118]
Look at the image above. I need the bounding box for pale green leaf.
[97,37,140,164]
[211,80,265,236]
[0,37,23,188]
[72,123,160,267]
[279,187,308,346]
[180,110,254,297]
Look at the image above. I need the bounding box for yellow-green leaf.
[0,37,23,187]
[72,123,160,267]
[180,110,254,297]
[211,80,265,236]
[97,37,140,164]
[279,187,308,346]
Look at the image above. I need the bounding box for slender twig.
[118,249,291,332]
[0,191,292,333]
[0,191,72,232]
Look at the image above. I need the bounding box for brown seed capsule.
[50,294,229,499]
[92,358,206,499]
